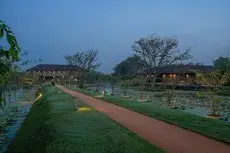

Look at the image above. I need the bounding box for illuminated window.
[169,74,172,77]
[173,74,176,78]
[163,74,166,78]
[186,74,189,77]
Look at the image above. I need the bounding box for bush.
[217,86,230,96]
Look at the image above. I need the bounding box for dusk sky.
[1,0,230,72]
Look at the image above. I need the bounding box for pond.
[127,89,230,122]
[86,84,230,123]
[0,88,37,153]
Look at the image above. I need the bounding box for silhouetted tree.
[113,55,145,77]
[65,50,100,88]
[214,56,230,74]
[132,34,192,86]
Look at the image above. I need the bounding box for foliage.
[218,86,230,96]
[196,70,229,115]
[70,87,230,144]
[214,56,230,86]
[0,21,21,112]
[0,20,20,61]
[120,78,131,96]
[105,74,118,95]
[132,34,191,82]
[65,50,100,88]
[7,87,164,153]
[214,56,230,74]
[113,55,145,77]
[94,71,106,92]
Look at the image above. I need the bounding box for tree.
[65,50,100,88]
[87,70,105,92]
[132,34,191,85]
[165,63,183,107]
[113,55,145,77]
[196,70,229,116]
[0,21,20,112]
[113,55,145,97]
[214,56,230,74]
[0,20,20,61]
[94,72,106,92]
[105,74,118,96]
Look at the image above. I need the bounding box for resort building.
[26,64,78,84]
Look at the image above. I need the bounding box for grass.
[68,86,230,144]
[7,86,164,153]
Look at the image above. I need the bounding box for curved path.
[57,85,230,153]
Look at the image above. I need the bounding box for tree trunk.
[111,85,115,96]
[124,86,128,96]
[95,79,100,92]
[140,78,144,100]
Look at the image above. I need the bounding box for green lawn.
[7,87,164,153]
[68,86,230,144]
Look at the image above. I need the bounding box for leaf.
[0,27,4,38]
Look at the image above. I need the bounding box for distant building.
[26,64,214,85]
[140,65,214,84]
[26,64,78,84]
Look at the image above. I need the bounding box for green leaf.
[0,28,4,38]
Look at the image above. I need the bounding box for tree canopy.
[65,50,100,73]
[132,34,191,77]
[113,55,145,77]
[65,50,100,88]
[214,56,230,74]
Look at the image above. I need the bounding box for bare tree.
[132,34,192,86]
[65,50,100,88]
[196,70,229,116]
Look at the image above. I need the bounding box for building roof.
[26,64,78,72]
[142,65,213,74]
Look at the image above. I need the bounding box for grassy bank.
[7,87,164,153]
[67,86,230,144]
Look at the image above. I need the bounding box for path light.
[186,74,189,78]
[77,107,93,112]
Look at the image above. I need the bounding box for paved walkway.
[57,85,230,153]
